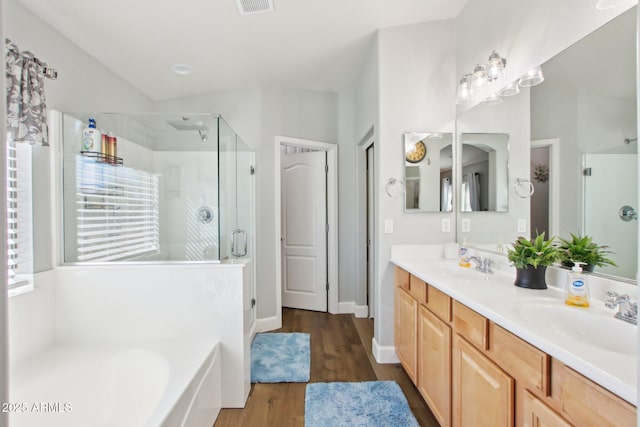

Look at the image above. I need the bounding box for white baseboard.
[338,301,355,314]
[255,316,280,333]
[372,337,400,364]
[354,305,369,318]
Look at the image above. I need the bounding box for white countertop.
[390,255,637,405]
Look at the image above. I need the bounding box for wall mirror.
[456,6,637,282]
[403,132,453,212]
[460,133,509,212]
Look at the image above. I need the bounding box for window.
[7,140,34,296]
[75,156,160,261]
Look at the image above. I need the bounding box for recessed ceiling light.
[172,64,193,75]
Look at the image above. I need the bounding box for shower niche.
[55,112,254,264]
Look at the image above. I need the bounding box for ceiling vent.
[236,0,274,15]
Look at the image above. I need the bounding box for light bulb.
[472,64,487,87]
[487,51,506,82]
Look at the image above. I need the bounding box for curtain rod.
[5,38,58,80]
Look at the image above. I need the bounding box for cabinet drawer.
[452,301,487,350]
[555,362,636,427]
[395,267,410,289]
[409,275,427,304]
[427,285,451,322]
[489,323,549,395]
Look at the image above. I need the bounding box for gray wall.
[4,0,153,273]
[375,19,457,348]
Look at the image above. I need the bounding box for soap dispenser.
[565,262,590,307]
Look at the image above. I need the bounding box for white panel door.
[584,153,637,279]
[281,151,327,311]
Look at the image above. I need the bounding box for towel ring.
[514,178,535,198]
[385,177,405,199]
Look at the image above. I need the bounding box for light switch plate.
[462,218,471,233]
[384,219,393,234]
[517,218,527,233]
[442,218,451,233]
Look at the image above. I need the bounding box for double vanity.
[391,247,637,427]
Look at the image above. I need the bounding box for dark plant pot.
[561,261,595,272]
[514,266,548,289]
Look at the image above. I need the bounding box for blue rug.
[251,332,310,383]
[305,381,419,427]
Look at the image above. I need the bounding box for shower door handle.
[231,229,248,257]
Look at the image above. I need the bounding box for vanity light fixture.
[487,51,507,82]
[498,80,520,97]
[483,93,503,105]
[456,74,474,104]
[518,66,545,87]
[472,64,488,87]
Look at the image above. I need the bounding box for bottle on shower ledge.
[82,118,101,153]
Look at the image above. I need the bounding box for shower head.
[166,117,210,142]
[166,117,209,132]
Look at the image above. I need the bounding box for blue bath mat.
[251,332,310,383]
[305,381,419,427]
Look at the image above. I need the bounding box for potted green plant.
[507,232,560,289]
[558,233,616,272]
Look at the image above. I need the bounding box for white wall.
[374,19,456,352]
[455,0,635,116]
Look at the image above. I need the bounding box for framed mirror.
[456,6,637,282]
[460,133,509,212]
[403,132,453,212]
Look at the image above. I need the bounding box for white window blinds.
[76,156,159,262]
[7,140,34,294]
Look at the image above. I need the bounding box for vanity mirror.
[456,6,638,282]
[403,132,453,212]
[460,133,509,212]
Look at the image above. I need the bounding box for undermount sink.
[514,301,637,357]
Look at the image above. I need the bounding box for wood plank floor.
[214,308,439,427]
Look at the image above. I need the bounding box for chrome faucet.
[605,291,637,325]
[465,256,493,274]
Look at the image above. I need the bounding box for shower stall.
[57,112,254,265]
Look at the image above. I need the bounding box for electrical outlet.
[462,218,471,233]
[384,219,393,234]
[442,218,451,233]
[517,218,527,233]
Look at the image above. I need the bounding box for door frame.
[531,138,560,236]
[363,138,375,319]
[275,136,338,320]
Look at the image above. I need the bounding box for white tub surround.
[390,245,637,405]
[9,261,252,427]
[54,261,252,408]
[10,340,220,427]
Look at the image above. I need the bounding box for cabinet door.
[418,306,451,427]
[523,391,571,427]
[395,286,417,381]
[452,335,514,427]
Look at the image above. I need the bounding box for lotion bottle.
[565,262,590,307]
[458,238,471,268]
[82,118,102,153]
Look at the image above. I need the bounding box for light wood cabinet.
[452,334,514,427]
[393,267,636,427]
[395,286,417,382]
[522,390,571,427]
[418,305,451,427]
